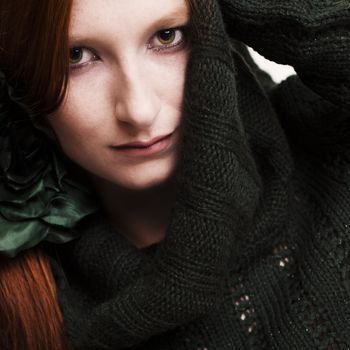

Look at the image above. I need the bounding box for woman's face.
[47,0,190,190]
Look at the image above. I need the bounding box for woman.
[0,0,349,349]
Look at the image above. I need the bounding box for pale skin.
[46,0,191,248]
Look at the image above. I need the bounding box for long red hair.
[0,1,73,349]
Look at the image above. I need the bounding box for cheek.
[47,81,111,148]
[154,54,188,108]
[48,106,90,148]
[46,100,110,174]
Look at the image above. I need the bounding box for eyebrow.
[146,4,190,33]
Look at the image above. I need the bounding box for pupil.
[159,29,174,43]
[70,48,82,63]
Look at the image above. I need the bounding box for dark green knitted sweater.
[45,0,350,348]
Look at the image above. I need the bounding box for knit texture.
[45,0,350,348]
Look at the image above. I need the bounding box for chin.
[121,178,166,191]
[114,160,178,191]
[88,154,180,193]
[119,172,172,191]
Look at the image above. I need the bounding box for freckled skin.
[47,0,190,191]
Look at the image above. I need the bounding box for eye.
[69,47,98,69]
[68,25,189,71]
[148,26,188,52]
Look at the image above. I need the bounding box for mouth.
[110,132,174,157]
[115,133,172,149]
[112,131,174,149]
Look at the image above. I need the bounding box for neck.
[91,171,178,249]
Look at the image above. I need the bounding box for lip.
[113,133,172,149]
[111,132,174,157]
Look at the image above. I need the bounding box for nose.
[114,62,160,129]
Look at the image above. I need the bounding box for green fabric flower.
[0,71,99,258]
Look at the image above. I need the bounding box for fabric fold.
[218,0,350,107]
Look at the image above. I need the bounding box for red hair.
[0,248,68,350]
[0,0,72,115]
[0,0,73,348]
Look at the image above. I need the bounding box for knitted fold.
[219,0,350,107]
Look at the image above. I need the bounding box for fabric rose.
[0,71,98,258]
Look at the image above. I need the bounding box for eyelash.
[69,25,189,71]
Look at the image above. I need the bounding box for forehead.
[69,0,189,39]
